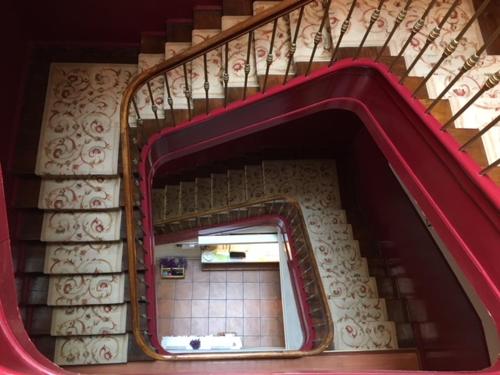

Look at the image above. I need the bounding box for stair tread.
[54,334,129,365]
[221,16,259,87]
[51,304,127,336]
[44,242,124,274]
[38,178,122,210]
[136,53,166,121]
[164,42,192,109]
[41,211,122,242]
[47,274,125,306]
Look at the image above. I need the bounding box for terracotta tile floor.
[156,259,285,349]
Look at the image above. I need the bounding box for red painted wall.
[346,128,490,370]
[0,2,29,176]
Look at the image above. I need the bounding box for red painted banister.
[0,165,70,375]
[138,59,499,371]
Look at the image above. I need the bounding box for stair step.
[223,0,253,16]
[193,5,222,29]
[179,181,196,214]
[402,76,429,99]
[164,185,180,219]
[195,177,212,211]
[313,238,360,259]
[318,255,369,281]
[166,19,193,42]
[227,169,246,205]
[253,1,295,77]
[322,276,379,300]
[140,32,166,53]
[289,0,332,63]
[54,334,129,365]
[136,53,166,121]
[152,189,166,224]
[47,274,125,306]
[447,128,489,167]
[418,98,453,125]
[51,304,127,336]
[41,211,122,242]
[333,320,398,351]
[245,164,264,199]
[211,173,228,209]
[329,297,388,322]
[221,16,259,88]
[164,42,192,110]
[38,178,121,210]
[191,29,224,102]
[44,242,124,274]
[35,63,137,176]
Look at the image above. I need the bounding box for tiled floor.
[156,259,285,349]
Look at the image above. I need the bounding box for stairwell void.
[144,108,491,369]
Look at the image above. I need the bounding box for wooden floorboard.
[67,350,420,374]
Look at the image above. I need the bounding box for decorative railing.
[120,0,499,360]
[154,197,334,354]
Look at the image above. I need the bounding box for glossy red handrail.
[0,165,70,375]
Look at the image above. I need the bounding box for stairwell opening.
[147,108,491,370]
[153,224,306,353]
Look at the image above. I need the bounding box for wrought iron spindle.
[182,63,192,120]
[223,42,229,107]
[375,0,412,62]
[306,0,333,76]
[354,0,385,59]
[330,0,357,65]
[460,115,500,151]
[414,18,499,98]
[262,18,279,92]
[426,54,487,113]
[203,53,210,115]
[284,5,304,84]
[243,31,254,100]
[441,71,500,130]
[146,82,159,121]
[480,158,500,176]
[132,98,142,125]
[388,0,438,72]
[400,0,460,82]
[162,72,175,125]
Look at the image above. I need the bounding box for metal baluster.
[354,0,385,59]
[243,31,254,100]
[400,0,460,83]
[182,63,192,120]
[223,42,229,107]
[415,22,500,98]
[163,72,175,125]
[330,0,357,65]
[306,0,333,76]
[284,5,304,84]
[480,158,500,176]
[388,0,438,72]
[441,71,500,130]
[203,53,210,115]
[263,19,279,92]
[375,0,412,62]
[460,115,500,151]
[426,55,482,113]
[146,82,159,121]
[132,98,142,125]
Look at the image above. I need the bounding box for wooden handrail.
[120,0,319,360]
